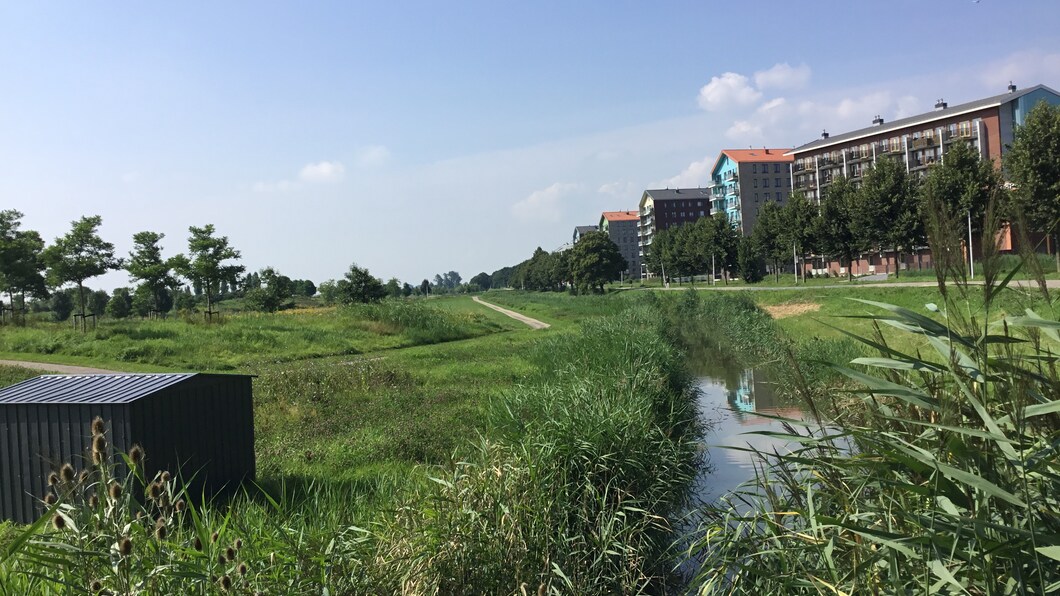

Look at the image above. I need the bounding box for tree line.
[487,232,627,293]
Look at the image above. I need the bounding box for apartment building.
[708,148,794,235]
[788,83,1060,202]
[599,210,640,278]
[637,188,712,277]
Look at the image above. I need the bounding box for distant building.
[599,210,640,278]
[788,83,1060,276]
[789,83,1060,202]
[572,225,598,244]
[637,188,712,278]
[708,148,794,235]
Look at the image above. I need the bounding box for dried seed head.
[52,514,66,530]
[219,575,232,592]
[48,472,60,486]
[108,482,122,500]
[211,531,219,544]
[194,537,203,551]
[89,580,103,593]
[238,563,247,577]
[155,525,167,541]
[175,499,186,512]
[78,469,90,484]
[234,539,243,551]
[92,434,107,456]
[91,417,105,435]
[118,536,132,557]
[60,463,75,484]
[147,482,162,501]
[160,494,170,508]
[128,444,144,465]
[44,493,58,506]
[160,471,171,483]
[88,495,99,508]
[93,450,104,465]
[225,547,235,562]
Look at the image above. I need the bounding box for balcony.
[911,137,935,150]
[724,171,739,182]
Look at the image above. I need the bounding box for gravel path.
[472,296,551,330]
[0,359,117,375]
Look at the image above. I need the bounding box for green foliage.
[42,216,121,328]
[816,175,864,280]
[243,267,294,312]
[125,231,178,314]
[105,288,132,319]
[469,271,491,290]
[339,264,386,304]
[568,231,626,292]
[751,200,788,281]
[383,277,402,298]
[49,289,74,322]
[0,210,48,311]
[171,224,245,318]
[737,235,764,283]
[858,157,924,276]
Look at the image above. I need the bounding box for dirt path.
[472,296,551,330]
[0,359,117,375]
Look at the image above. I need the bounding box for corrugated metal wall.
[0,375,254,524]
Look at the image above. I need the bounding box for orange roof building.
[599,210,641,279]
[708,148,794,235]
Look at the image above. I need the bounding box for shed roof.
[0,373,249,405]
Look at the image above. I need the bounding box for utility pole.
[793,241,798,285]
[967,210,974,279]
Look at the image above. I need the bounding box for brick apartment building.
[788,83,1060,276]
[708,148,794,235]
[637,188,712,278]
[599,210,640,279]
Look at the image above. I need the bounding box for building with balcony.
[708,148,794,235]
[788,83,1060,203]
[637,188,712,277]
[572,225,598,244]
[599,210,640,279]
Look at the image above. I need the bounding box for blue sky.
[3,1,1060,288]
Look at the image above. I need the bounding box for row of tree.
[488,232,627,293]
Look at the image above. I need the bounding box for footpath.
[0,359,116,374]
[472,296,551,329]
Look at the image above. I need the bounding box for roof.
[0,373,249,405]
[789,84,1060,155]
[601,211,639,222]
[720,149,794,163]
[574,225,598,234]
[642,188,712,203]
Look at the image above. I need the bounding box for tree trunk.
[846,256,853,282]
[1054,233,1059,274]
[894,246,900,279]
[77,281,87,332]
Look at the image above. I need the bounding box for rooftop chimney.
[872,115,884,126]
[821,129,830,139]
[1008,81,1018,93]
[765,148,771,154]
[934,98,948,111]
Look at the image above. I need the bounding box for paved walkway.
[472,296,551,329]
[0,359,117,375]
[653,279,1060,291]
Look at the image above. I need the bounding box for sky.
[3,1,1060,289]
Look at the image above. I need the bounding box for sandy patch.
[763,302,821,319]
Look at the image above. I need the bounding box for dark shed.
[0,373,255,523]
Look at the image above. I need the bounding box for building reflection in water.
[725,368,803,425]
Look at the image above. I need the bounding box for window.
[752,164,757,174]
[753,178,758,188]
[776,192,781,200]
[763,178,770,188]
[774,163,780,173]
[700,210,706,217]
[775,177,781,187]
[754,193,759,201]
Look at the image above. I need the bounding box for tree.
[567,231,627,293]
[126,231,179,316]
[0,210,47,323]
[782,191,818,283]
[921,141,1000,278]
[857,157,924,276]
[244,267,294,312]
[318,280,340,305]
[711,214,741,283]
[816,176,864,281]
[42,216,121,331]
[340,264,386,304]
[470,272,491,291]
[171,224,245,322]
[50,289,74,322]
[737,236,764,283]
[384,277,402,298]
[89,289,110,317]
[401,282,414,297]
[106,288,133,319]
[1005,101,1060,269]
[752,201,789,282]
[419,279,430,296]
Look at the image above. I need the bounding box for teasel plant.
[689,188,1060,594]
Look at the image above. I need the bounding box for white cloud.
[299,160,346,183]
[725,120,763,141]
[978,50,1060,91]
[597,179,638,198]
[511,182,579,222]
[697,72,762,111]
[354,145,391,168]
[754,63,811,91]
[655,156,713,189]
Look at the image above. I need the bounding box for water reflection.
[693,365,807,503]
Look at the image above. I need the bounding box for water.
[692,362,807,503]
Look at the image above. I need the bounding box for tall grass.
[689,200,1060,593]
